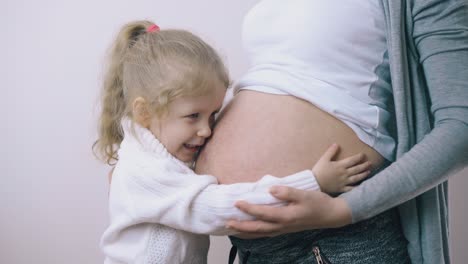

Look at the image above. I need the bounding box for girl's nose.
[197,125,212,138]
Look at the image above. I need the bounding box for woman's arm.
[334,0,468,223]
[225,0,468,235]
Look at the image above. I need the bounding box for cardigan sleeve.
[341,0,468,222]
[127,165,319,235]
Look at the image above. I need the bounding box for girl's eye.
[186,113,199,119]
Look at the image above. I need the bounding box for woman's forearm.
[342,44,468,222]
[341,119,468,222]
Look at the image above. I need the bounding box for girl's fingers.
[339,153,365,168]
[347,161,372,175]
[341,186,354,193]
[347,170,371,184]
[319,144,340,162]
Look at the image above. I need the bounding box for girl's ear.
[132,97,151,128]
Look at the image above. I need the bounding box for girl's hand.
[313,144,371,193]
[226,186,352,238]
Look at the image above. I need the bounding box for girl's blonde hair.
[93,20,230,165]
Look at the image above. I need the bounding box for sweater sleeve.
[341,0,468,223]
[127,165,319,235]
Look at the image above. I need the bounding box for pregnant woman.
[196,0,468,263]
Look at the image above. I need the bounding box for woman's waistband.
[229,207,401,255]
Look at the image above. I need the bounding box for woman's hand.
[226,186,352,238]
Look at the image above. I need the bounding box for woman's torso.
[196,0,393,182]
[195,1,410,262]
[196,90,385,183]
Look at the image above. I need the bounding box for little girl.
[94,20,371,264]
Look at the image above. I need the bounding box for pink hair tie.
[146,24,160,33]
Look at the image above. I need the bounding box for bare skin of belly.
[195,90,384,184]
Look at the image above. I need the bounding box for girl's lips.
[183,143,201,152]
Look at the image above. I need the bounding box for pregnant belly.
[195,90,384,184]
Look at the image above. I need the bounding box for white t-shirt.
[101,119,320,264]
[235,0,396,161]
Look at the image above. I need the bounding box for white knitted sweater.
[101,119,319,264]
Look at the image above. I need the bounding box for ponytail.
[93,20,153,165]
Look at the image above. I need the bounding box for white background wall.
[1,1,466,263]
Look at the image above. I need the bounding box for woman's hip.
[229,208,410,264]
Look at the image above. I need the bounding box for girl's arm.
[126,164,318,236]
[125,144,369,235]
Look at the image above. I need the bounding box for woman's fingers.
[233,232,277,239]
[226,219,284,235]
[232,186,309,223]
[234,201,286,222]
[227,190,352,237]
[234,232,282,239]
[269,185,305,202]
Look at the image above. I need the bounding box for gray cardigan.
[341,1,468,263]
